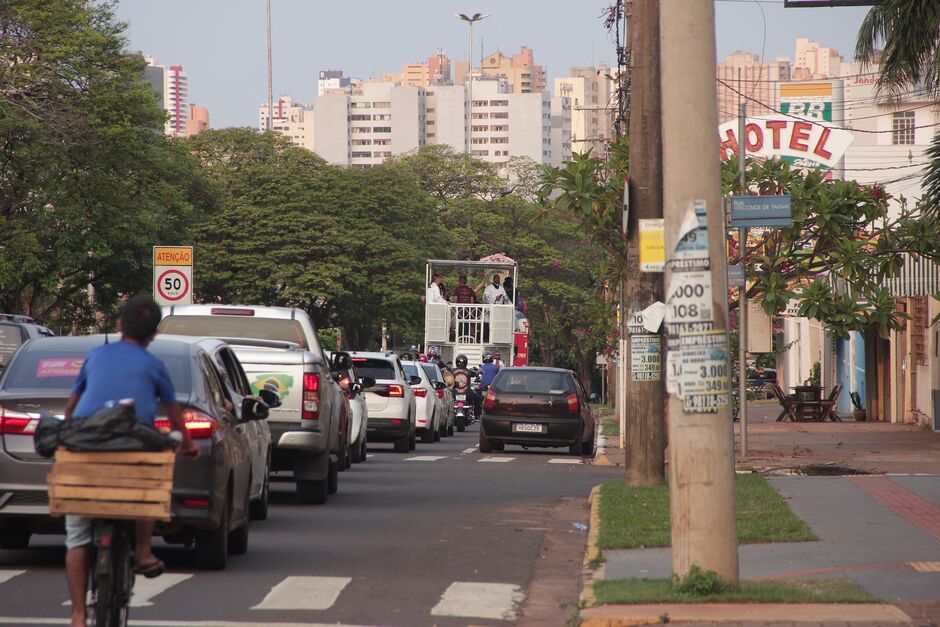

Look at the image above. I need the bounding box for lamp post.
[456,12,489,154]
[265,0,273,131]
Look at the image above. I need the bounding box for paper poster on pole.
[638,219,665,272]
[630,334,662,381]
[680,330,731,413]
[666,271,713,324]
[670,200,710,271]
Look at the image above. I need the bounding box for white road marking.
[548,458,582,464]
[0,570,24,585]
[478,457,514,463]
[461,447,478,454]
[431,582,525,620]
[251,576,351,610]
[366,454,376,458]
[0,619,374,626]
[404,455,448,462]
[131,573,193,607]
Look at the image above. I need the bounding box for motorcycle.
[451,368,476,432]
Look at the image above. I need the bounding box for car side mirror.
[258,387,281,408]
[434,381,447,391]
[359,376,376,389]
[351,382,363,394]
[589,392,600,403]
[409,375,422,386]
[242,396,270,421]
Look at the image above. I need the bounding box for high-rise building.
[185,104,210,137]
[554,65,615,156]
[716,51,791,123]
[794,38,843,80]
[258,96,315,152]
[386,51,453,87]
[143,56,191,136]
[455,46,546,94]
[318,70,351,96]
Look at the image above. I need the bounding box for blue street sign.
[730,195,792,228]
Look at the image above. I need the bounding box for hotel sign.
[718,115,853,170]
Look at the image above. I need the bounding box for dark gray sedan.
[0,334,270,570]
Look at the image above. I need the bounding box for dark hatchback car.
[479,367,595,456]
[0,321,55,373]
[0,334,270,570]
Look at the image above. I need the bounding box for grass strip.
[600,418,619,437]
[597,474,815,550]
[594,577,876,605]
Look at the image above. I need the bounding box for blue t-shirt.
[480,363,500,388]
[72,341,176,424]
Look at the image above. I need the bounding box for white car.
[421,361,454,438]
[352,351,417,453]
[326,351,370,464]
[402,360,445,444]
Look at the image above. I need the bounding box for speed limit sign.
[153,246,193,305]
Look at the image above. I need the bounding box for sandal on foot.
[134,558,165,578]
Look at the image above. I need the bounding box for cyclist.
[62,295,198,627]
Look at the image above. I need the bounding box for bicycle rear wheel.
[90,521,134,627]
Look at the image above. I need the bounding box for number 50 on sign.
[153,246,193,306]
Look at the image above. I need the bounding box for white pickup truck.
[159,305,349,505]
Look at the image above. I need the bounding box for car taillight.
[210,307,254,316]
[303,373,320,420]
[154,409,216,439]
[0,406,37,434]
[414,388,428,398]
[436,389,445,399]
[567,393,579,413]
[483,389,497,410]
[387,384,404,398]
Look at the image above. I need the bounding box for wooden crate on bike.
[47,449,175,521]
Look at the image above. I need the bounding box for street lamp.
[455,12,489,154]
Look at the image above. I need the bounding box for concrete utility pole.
[737,102,748,457]
[265,0,273,131]
[660,0,738,583]
[624,0,665,486]
[456,13,489,154]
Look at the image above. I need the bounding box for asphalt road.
[0,423,619,626]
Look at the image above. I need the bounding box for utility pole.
[624,0,665,486]
[737,102,748,457]
[456,13,489,154]
[660,0,738,583]
[265,0,273,131]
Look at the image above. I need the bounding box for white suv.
[402,360,444,444]
[352,352,417,453]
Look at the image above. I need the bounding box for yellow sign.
[153,246,193,266]
[638,219,665,272]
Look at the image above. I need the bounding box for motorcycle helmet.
[427,347,440,358]
[482,351,494,363]
[455,354,468,369]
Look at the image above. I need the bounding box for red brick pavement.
[848,475,940,542]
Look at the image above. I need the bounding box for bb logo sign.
[153,246,193,306]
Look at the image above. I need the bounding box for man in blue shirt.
[479,352,501,390]
[62,295,197,627]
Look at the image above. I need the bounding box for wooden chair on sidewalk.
[818,383,844,422]
[772,384,799,422]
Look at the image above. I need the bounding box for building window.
[351,151,372,158]
[373,114,391,121]
[373,127,392,133]
[472,112,489,120]
[351,102,371,109]
[491,124,509,132]
[491,137,508,144]
[489,100,508,106]
[350,114,372,121]
[351,139,372,146]
[426,120,435,126]
[471,125,489,132]
[373,139,391,146]
[426,108,435,113]
[491,112,509,119]
[427,133,436,139]
[471,149,489,156]
[373,101,391,108]
[471,137,489,144]
[375,151,392,158]
[351,127,370,134]
[892,111,915,145]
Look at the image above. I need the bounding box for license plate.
[455,394,466,401]
[513,423,544,434]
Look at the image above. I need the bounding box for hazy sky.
[113,1,872,129]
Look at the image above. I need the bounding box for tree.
[0,0,206,328]
[856,1,940,208]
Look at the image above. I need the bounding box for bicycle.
[87,518,136,627]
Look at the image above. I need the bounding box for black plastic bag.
[34,404,171,458]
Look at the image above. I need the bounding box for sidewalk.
[584,404,940,625]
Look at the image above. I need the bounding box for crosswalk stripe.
[461,447,478,454]
[131,573,193,607]
[404,455,448,461]
[478,457,514,463]
[0,570,24,585]
[547,458,582,464]
[431,582,524,620]
[251,576,351,610]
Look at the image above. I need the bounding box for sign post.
[153,246,193,306]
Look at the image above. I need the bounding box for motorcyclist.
[479,352,500,391]
[452,353,480,417]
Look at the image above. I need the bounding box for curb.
[580,484,604,611]
[593,435,615,466]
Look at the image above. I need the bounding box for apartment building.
[454,46,546,94]
[716,51,791,123]
[143,57,191,136]
[553,65,615,156]
[794,38,843,80]
[258,96,315,151]
[319,70,351,96]
[185,104,210,136]
[315,82,426,168]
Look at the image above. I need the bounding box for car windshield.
[160,315,308,349]
[1,345,192,394]
[403,364,422,380]
[352,358,396,381]
[0,325,23,368]
[492,370,574,395]
[421,364,440,383]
